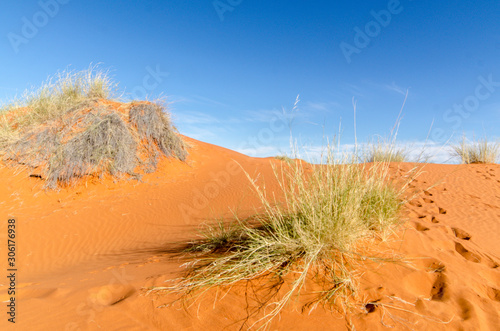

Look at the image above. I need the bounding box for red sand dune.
[1,136,499,330]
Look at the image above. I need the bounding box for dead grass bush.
[129,103,187,171]
[1,68,187,188]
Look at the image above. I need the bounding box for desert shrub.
[451,136,499,164]
[1,68,187,188]
[129,103,187,171]
[45,110,138,188]
[155,146,406,329]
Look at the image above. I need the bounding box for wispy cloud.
[181,126,219,140]
[305,101,341,112]
[344,83,365,97]
[235,146,280,157]
[243,108,285,123]
[383,82,408,95]
[168,94,230,108]
[174,111,220,125]
[190,95,230,108]
[243,140,457,164]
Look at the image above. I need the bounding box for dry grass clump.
[451,136,499,164]
[274,154,292,163]
[362,137,408,163]
[3,66,114,130]
[154,146,407,329]
[130,103,187,171]
[0,68,187,188]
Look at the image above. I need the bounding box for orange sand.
[0,137,499,330]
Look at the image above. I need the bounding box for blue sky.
[1,0,499,162]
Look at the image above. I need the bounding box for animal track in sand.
[452,228,472,240]
[412,221,430,232]
[457,297,475,320]
[483,255,500,269]
[409,200,423,208]
[430,272,448,301]
[422,198,434,204]
[431,216,439,223]
[486,287,500,302]
[89,284,135,306]
[438,207,447,215]
[413,257,446,273]
[453,241,499,268]
[455,242,481,263]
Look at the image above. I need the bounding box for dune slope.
[0,137,499,330]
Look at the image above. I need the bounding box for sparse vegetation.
[0,67,187,188]
[2,66,115,130]
[274,154,292,163]
[451,136,499,164]
[154,145,409,329]
[362,137,408,163]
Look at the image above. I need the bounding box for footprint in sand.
[89,284,135,307]
[430,272,448,301]
[454,241,500,268]
[413,257,446,273]
[457,297,475,321]
[483,255,500,269]
[438,207,447,215]
[452,228,472,240]
[411,221,430,231]
[409,200,423,208]
[455,242,481,263]
[431,216,439,223]
[486,287,500,302]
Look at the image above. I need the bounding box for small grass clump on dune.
[451,135,499,164]
[362,137,408,163]
[154,146,407,329]
[0,67,187,188]
[274,154,293,163]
